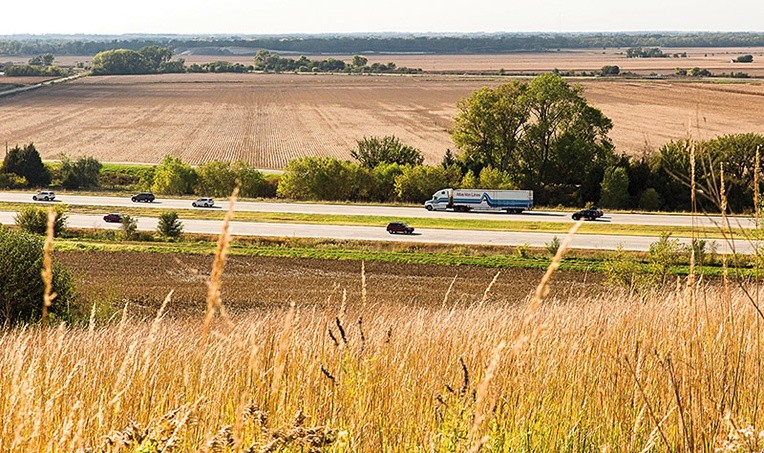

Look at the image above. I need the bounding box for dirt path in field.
[56,251,606,316]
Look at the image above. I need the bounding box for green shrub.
[121,214,138,240]
[0,226,77,324]
[638,188,663,211]
[156,211,183,239]
[0,172,28,189]
[14,205,67,236]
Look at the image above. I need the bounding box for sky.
[3,0,764,35]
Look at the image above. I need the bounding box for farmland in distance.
[1,72,763,167]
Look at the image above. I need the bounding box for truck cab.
[424,189,452,211]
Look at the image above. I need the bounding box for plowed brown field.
[56,251,605,317]
[1,72,763,167]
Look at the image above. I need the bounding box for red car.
[386,222,414,234]
[103,213,124,223]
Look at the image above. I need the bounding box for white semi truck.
[424,188,533,213]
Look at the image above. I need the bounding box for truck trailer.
[424,188,533,213]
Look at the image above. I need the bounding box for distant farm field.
[1,72,763,167]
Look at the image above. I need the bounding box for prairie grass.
[1,282,764,451]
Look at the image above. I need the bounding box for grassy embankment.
[3,224,764,451]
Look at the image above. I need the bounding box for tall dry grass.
[1,283,764,451]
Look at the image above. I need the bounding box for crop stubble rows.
[1,72,763,167]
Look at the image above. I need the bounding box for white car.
[32,191,56,201]
[192,197,215,208]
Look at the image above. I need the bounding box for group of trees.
[150,156,268,197]
[1,143,51,187]
[626,47,668,58]
[4,33,764,56]
[253,51,421,74]
[91,46,183,75]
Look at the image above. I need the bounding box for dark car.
[572,208,604,221]
[386,222,415,234]
[131,192,155,203]
[103,213,124,223]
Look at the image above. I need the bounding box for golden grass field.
[1,71,763,168]
[2,262,763,451]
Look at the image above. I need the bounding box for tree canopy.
[452,73,614,203]
[351,136,424,168]
[2,143,51,187]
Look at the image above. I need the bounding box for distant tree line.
[3,32,764,56]
[2,53,69,77]
[254,51,421,74]
[626,47,668,58]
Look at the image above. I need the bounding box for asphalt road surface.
[0,211,757,254]
[0,191,755,229]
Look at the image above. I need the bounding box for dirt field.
[1,72,763,166]
[56,251,605,316]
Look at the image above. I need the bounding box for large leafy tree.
[451,74,614,202]
[3,143,51,187]
[151,155,197,195]
[351,135,424,168]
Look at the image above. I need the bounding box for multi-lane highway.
[0,192,757,253]
[0,191,755,228]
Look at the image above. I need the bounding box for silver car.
[192,197,215,208]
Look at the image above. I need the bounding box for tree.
[599,167,630,209]
[351,55,368,68]
[196,161,238,197]
[232,161,266,198]
[0,226,76,324]
[452,82,529,174]
[277,157,373,201]
[152,155,197,195]
[28,53,54,66]
[600,65,620,76]
[14,205,67,236]
[351,136,424,168]
[138,46,173,72]
[156,211,183,239]
[369,163,405,201]
[478,166,515,189]
[91,49,149,75]
[120,214,138,240]
[3,143,51,187]
[734,55,754,63]
[59,155,102,189]
[394,165,462,203]
[451,74,613,204]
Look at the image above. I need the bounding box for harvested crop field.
[1,72,763,167]
[56,250,605,316]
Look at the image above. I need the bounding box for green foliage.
[369,163,405,202]
[394,165,462,203]
[545,236,560,256]
[59,155,102,189]
[92,49,149,75]
[648,233,683,282]
[137,46,173,72]
[599,167,630,209]
[600,65,620,75]
[734,54,754,63]
[14,205,68,236]
[351,136,424,168]
[0,172,28,189]
[351,55,368,67]
[452,74,614,205]
[195,160,266,198]
[187,61,248,73]
[152,155,197,195]
[3,64,67,76]
[638,188,663,211]
[0,226,77,324]
[28,53,54,66]
[478,166,515,189]
[233,161,266,198]
[626,47,667,58]
[603,247,656,291]
[3,143,51,187]
[689,67,712,77]
[156,211,183,239]
[277,157,373,201]
[460,170,478,189]
[120,214,138,240]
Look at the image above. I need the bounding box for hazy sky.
[4,0,764,35]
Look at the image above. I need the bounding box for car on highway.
[32,191,55,201]
[131,192,155,203]
[386,222,415,234]
[572,207,604,221]
[103,213,124,223]
[192,197,215,208]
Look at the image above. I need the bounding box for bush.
[394,165,462,203]
[351,136,424,168]
[277,157,373,201]
[15,205,67,236]
[0,225,77,324]
[152,155,197,195]
[156,211,183,239]
[121,214,138,240]
[638,188,663,211]
[0,172,28,189]
[59,155,102,189]
[545,236,560,256]
[599,167,630,209]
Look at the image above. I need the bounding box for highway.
[0,210,757,254]
[0,191,755,229]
